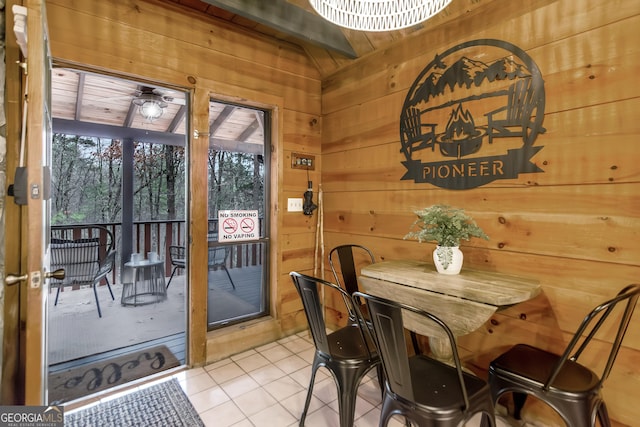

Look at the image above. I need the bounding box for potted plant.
[404,204,489,274]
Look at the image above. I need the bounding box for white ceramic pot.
[433,246,463,275]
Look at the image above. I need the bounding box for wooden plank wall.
[45,0,321,363]
[320,0,640,425]
[36,0,640,423]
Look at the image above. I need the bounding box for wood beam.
[53,118,263,154]
[237,118,259,142]
[200,0,357,58]
[53,118,185,145]
[74,73,85,120]
[209,105,235,135]
[167,105,186,133]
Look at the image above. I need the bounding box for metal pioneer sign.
[399,39,547,189]
[218,210,259,242]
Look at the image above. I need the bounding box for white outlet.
[288,198,303,212]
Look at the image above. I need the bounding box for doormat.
[64,378,204,427]
[48,345,180,404]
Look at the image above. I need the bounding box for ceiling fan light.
[309,0,452,32]
[133,92,168,121]
[138,100,165,121]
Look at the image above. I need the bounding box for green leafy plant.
[404,204,489,247]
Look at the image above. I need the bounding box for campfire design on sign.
[399,39,547,189]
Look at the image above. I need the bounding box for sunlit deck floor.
[47,265,263,374]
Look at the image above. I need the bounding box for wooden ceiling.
[159,0,489,79]
[51,68,265,152]
[51,0,486,148]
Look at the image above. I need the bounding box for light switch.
[288,198,303,212]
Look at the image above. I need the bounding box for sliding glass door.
[206,99,269,328]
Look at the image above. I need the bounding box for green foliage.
[51,133,265,226]
[404,204,489,247]
[51,134,186,225]
[208,151,264,216]
[51,134,117,225]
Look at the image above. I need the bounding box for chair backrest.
[353,291,471,410]
[290,271,374,357]
[50,225,114,286]
[169,245,186,266]
[545,284,640,390]
[209,246,229,267]
[329,244,375,296]
[94,249,116,283]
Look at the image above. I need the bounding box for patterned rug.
[49,345,180,404]
[64,378,204,427]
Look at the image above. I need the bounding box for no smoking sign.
[218,210,259,242]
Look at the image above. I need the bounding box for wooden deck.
[48,266,264,375]
[208,265,264,325]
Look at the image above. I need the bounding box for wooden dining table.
[359,259,541,360]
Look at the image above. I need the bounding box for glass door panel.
[207,100,269,329]
[47,69,189,403]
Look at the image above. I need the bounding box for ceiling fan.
[133,86,186,105]
[132,86,185,121]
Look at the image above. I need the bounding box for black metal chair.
[50,225,115,317]
[91,249,116,317]
[208,245,236,289]
[354,291,496,427]
[488,284,640,427]
[166,245,186,288]
[330,244,421,354]
[289,271,382,427]
[329,244,375,298]
[329,244,376,325]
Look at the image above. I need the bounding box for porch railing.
[51,219,264,286]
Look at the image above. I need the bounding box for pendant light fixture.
[133,91,168,121]
[309,0,452,32]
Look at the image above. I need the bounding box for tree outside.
[51,133,263,227]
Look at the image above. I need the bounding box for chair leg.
[93,282,102,318]
[222,266,236,289]
[334,365,372,427]
[410,332,420,354]
[300,360,321,426]
[54,285,62,306]
[105,277,115,301]
[479,411,495,427]
[376,365,385,398]
[379,395,396,427]
[597,401,611,427]
[512,392,528,420]
[166,266,178,289]
[337,383,358,427]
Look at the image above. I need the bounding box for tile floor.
[68,330,527,427]
[177,331,523,427]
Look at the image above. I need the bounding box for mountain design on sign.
[409,56,530,106]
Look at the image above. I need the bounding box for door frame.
[12,3,286,402]
[205,98,271,330]
[2,0,29,406]
[45,65,191,378]
[197,88,282,362]
[23,0,52,405]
